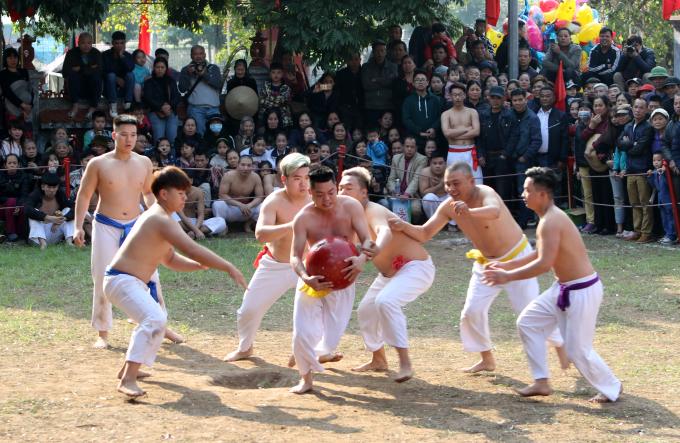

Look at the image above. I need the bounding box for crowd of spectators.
[1,22,678,247]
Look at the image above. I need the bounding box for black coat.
[143,75,180,113]
[539,108,569,166]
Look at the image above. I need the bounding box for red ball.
[306,237,359,290]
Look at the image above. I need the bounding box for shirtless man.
[290,166,375,394]
[75,114,181,349]
[223,153,313,362]
[419,152,449,222]
[441,82,482,183]
[175,186,227,239]
[390,162,567,373]
[105,166,247,397]
[212,155,264,232]
[482,167,622,403]
[339,167,435,382]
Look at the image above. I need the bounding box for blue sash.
[105,267,158,303]
[95,213,136,246]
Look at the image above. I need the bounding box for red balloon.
[306,237,358,290]
[539,0,559,12]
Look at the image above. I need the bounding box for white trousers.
[292,282,355,375]
[173,213,227,235]
[517,274,621,401]
[461,239,563,353]
[103,273,167,367]
[212,200,261,223]
[28,207,74,245]
[357,257,435,351]
[447,145,483,183]
[236,254,298,352]
[91,216,163,332]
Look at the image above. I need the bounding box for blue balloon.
[592,9,600,21]
[535,51,545,63]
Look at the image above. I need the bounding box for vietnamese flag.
[138,1,151,54]
[663,0,680,19]
[555,61,567,112]
[486,0,500,26]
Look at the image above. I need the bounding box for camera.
[190,61,207,72]
[625,45,636,54]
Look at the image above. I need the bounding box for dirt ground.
[2,235,680,442]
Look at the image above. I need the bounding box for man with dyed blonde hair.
[225,153,315,362]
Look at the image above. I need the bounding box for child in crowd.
[83,111,113,150]
[258,62,292,128]
[271,132,290,162]
[240,135,274,166]
[210,138,230,169]
[366,128,388,166]
[131,103,153,140]
[1,120,24,160]
[132,49,150,104]
[178,140,197,169]
[444,63,461,104]
[88,135,110,157]
[648,153,676,244]
[154,137,175,166]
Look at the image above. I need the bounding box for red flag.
[555,60,567,112]
[486,0,501,26]
[663,0,680,19]
[138,1,151,54]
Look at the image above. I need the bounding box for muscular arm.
[162,248,205,272]
[290,215,310,279]
[467,192,501,220]
[218,175,241,207]
[369,208,394,252]
[441,112,470,139]
[349,199,374,252]
[255,196,292,243]
[391,199,451,242]
[247,175,264,208]
[142,159,156,208]
[504,222,559,280]
[74,160,99,230]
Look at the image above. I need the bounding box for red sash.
[392,255,411,272]
[253,245,273,269]
[448,146,479,171]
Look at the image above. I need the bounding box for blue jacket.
[477,107,514,159]
[505,108,542,162]
[101,49,134,78]
[648,169,671,204]
[617,119,653,174]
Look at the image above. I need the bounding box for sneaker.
[636,234,654,243]
[580,223,597,234]
[110,104,118,118]
[124,102,132,110]
[615,231,624,238]
[659,237,675,245]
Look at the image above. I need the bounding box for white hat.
[650,108,669,120]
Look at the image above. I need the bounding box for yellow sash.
[299,283,332,298]
[466,236,529,265]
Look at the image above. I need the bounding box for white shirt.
[536,108,551,154]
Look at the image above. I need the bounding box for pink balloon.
[539,0,559,12]
[527,19,543,51]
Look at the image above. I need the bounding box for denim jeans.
[187,105,220,137]
[104,72,134,103]
[148,111,179,145]
[608,171,626,225]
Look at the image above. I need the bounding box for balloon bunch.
[486,0,610,71]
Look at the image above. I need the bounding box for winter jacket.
[505,108,542,162]
[361,58,398,111]
[617,119,653,173]
[401,92,443,145]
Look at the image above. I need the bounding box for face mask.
[210,123,223,133]
[578,111,591,120]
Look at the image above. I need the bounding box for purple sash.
[557,275,600,311]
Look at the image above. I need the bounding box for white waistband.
[558,272,599,287]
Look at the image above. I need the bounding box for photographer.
[455,18,495,64]
[614,35,656,87]
[179,45,222,136]
[541,27,582,83]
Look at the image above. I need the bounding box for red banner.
[555,61,566,112]
[663,0,680,19]
[138,1,150,54]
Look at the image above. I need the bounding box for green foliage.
[164,0,463,70]
[592,0,674,67]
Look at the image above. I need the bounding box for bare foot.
[318,352,343,364]
[164,328,184,344]
[589,385,622,403]
[223,347,253,362]
[351,359,388,372]
[515,382,553,397]
[93,337,109,349]
[289,379,313,394]
[555,346,570,370]
[117,380,146,398]
[117,369,151,379]
[394,367,414,383]
[462,359,496,373]
[287,354,296,368]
